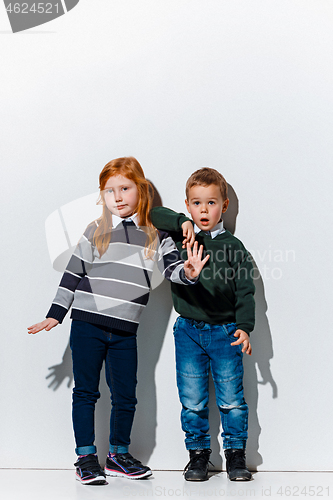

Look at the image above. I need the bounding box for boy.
[150,168,255,481]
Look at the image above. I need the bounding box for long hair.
[93,157,157,258]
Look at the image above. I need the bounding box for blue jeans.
[173,317,248,450]
[70,320,137,456]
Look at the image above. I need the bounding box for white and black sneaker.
[74,454,107,485]
[105,452,152,479]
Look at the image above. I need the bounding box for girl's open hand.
[184,241,210,280]
[28,318,59,335]
[231,329,252,355]
[181,221,195,248]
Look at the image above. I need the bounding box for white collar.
[111,213,139,228]
[194,220,225,239]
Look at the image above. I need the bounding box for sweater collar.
[111,213,139,228]
[194,220,225,239]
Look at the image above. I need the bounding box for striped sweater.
[46,216,194,334]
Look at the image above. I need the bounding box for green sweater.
[151,207,255,334]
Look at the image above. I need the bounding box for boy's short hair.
[186,167,228,201]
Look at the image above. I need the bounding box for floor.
[0,470,332,500]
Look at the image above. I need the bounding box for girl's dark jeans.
[70,320,137,456]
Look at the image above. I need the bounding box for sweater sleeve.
[150,206,191,232]
[229,242,256,335]
[156,230,197,285]
[46,224,95,323]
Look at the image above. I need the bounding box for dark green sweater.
[151,207,255,334]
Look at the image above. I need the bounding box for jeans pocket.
[223,322,237,338]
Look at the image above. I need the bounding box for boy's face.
[185,184,229,232]
[103,175,139,218]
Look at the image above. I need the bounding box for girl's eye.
[208,201,215,205]
[122,187,128,191]
[106,189,113,193]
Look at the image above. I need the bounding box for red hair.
[94,157,157,258]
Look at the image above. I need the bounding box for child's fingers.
[243,343,252,355]
[182,231,196,248]
[190,233,196,247]
[202,254,210,265]
[186,242,193,259]
[28,325,41,334]
[182,232,189,246]
[28,319,57,334]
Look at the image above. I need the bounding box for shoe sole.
[185,476,208,481]
[228,473,252,481]
[75,473,107,485]
[104,468,152,479]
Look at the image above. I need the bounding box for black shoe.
[225,449,252,481]
[105,453,152,479]
[74,454,107,485]
[184,449,212,481]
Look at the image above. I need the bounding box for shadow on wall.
[45,182,277,470]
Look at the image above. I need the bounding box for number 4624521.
[6,3,60,14]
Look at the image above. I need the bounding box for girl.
[28,157,209,485]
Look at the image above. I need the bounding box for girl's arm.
[28,223,95,333]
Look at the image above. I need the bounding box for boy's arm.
[229,244,256,335]
[150,206,191,233]
[151,206,195,247]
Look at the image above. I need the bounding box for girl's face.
[104,175,139,218]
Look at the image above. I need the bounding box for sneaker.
[105,452,152,479]
[184,449,212,481]
[225,449,252,481]
[74,454,107,485]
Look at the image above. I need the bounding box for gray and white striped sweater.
[46,217,194,333]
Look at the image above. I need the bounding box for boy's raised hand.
[231,329,252,355]
[28,318,59,335]
[184,241,210,280]
[181,221,196,248]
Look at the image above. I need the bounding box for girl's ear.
[185,199,191,215]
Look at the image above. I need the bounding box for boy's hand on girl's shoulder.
[28,318,59,335]
[181,221,195,248]
[231,329,252,356]
[184,242,210,280]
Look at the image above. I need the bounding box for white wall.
[1,0,333,471]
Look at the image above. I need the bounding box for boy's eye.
[193,201,200,206]
[208,201,215,205]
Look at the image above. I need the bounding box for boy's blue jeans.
[70,320,137,456]
[173,316,248,451]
